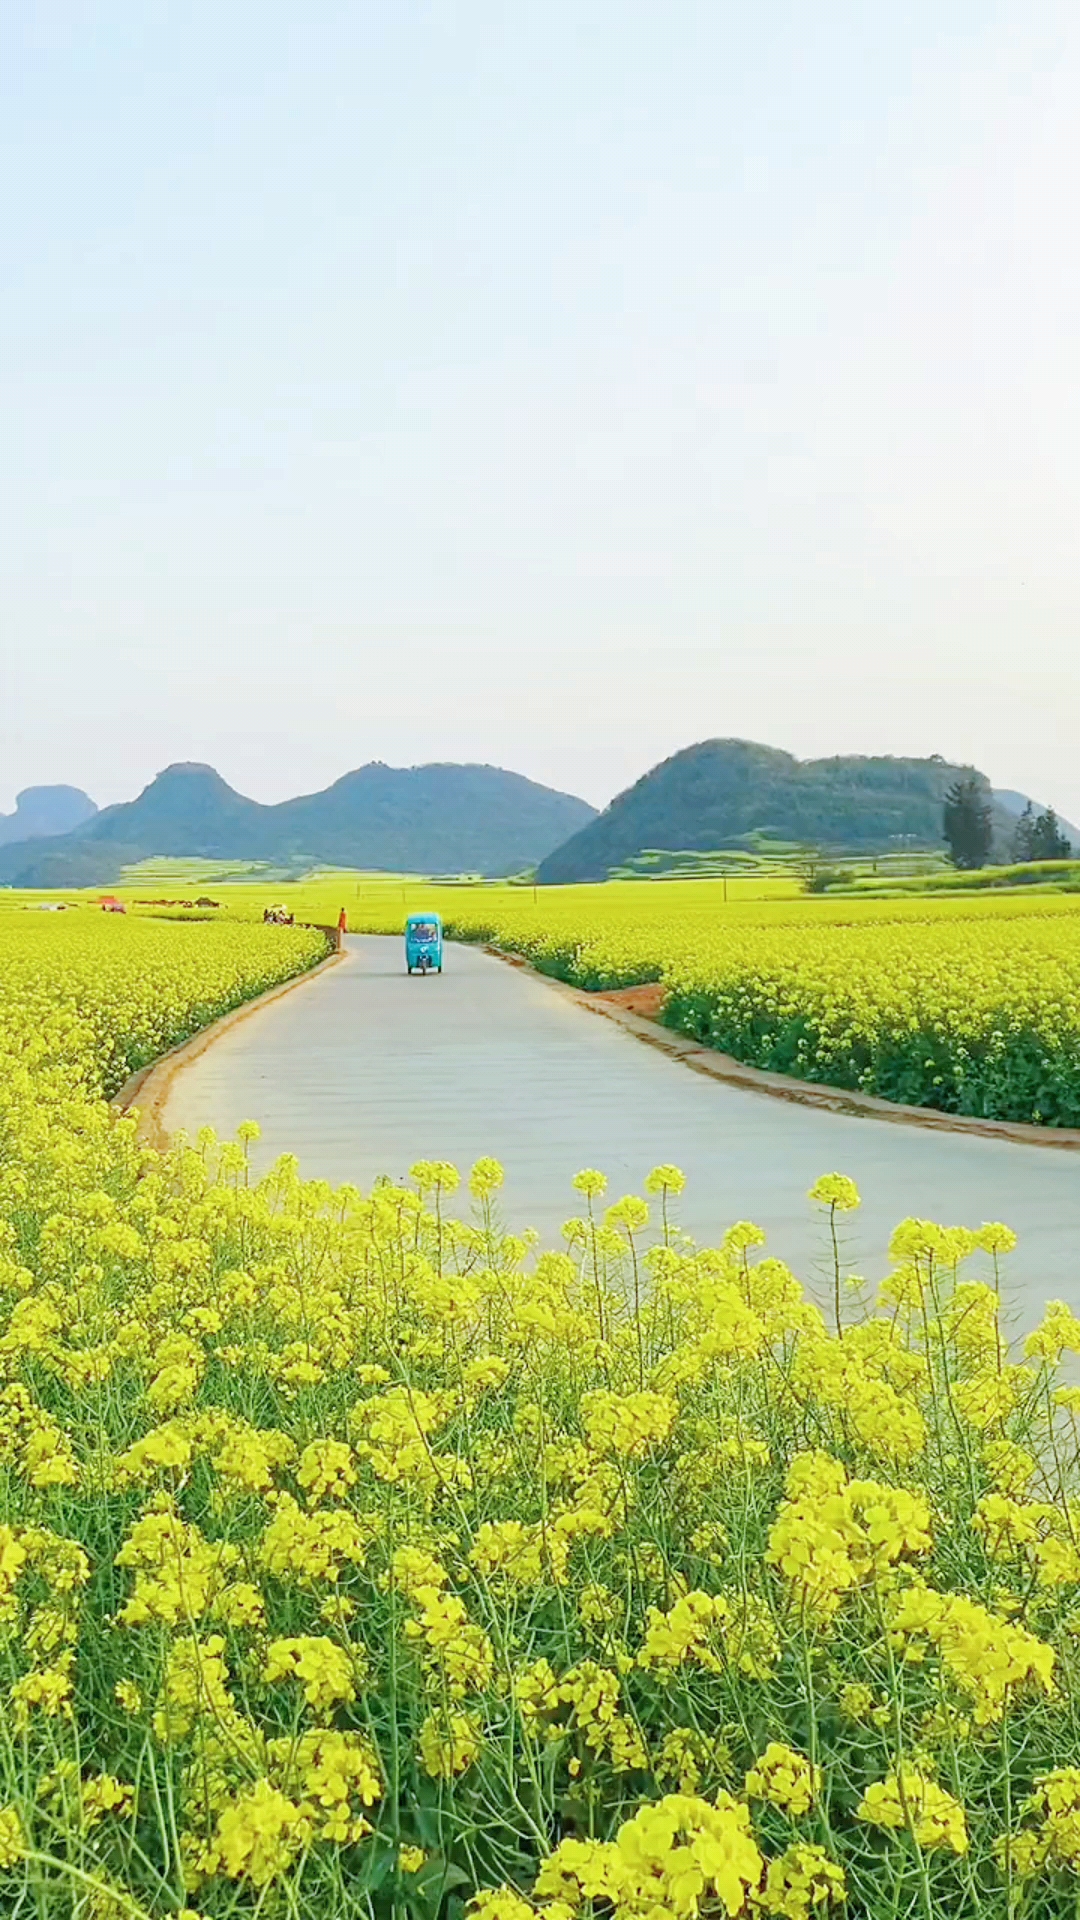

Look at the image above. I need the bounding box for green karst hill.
[0,785,98,848]
[0,762,596,887]
[535,740,987,883]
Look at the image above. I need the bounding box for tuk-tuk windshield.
[410,920,439,943]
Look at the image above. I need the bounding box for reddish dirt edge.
[594,983,667,1019]
[111,946,346,1153]
[487,948,1080,1154]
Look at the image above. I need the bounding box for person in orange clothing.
[337,907,348,940]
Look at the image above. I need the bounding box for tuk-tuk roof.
[405,912,442,927]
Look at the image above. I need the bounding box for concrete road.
[162,936,1080,1322]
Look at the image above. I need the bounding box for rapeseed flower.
[200,1779,311,1886]
[263,1636,358,1711]
[582,1389,677,1459]
[535,1793,763,1919]
[418,1709,482,1778]
[887,1584,1055,1723]
[857,1768,968,1853]
[744,1743,820,1817]
[0,1807,26,1869]
[757,1842,845,1917]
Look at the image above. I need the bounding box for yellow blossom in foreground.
[468,1891,534,1920]
[858,1769,968,1853]
[582,1389,677,1459]
[81,1774,135,1826]
[0,1806,25,1869]
[572,1169,607,1199]
[808,1174,860,1211]
[757,1842,846,1917]
[5,902,1080,1916]
[645,1164,687,1196]
[469,1157,505,1198]
[418,1710,482,1779]
[745,1743,820,1817]
[297,1438,357,1504]
[535,1793,763,1919]
[767,1456,932,1621]
[887,1583,1055,1723]
[263,1637,358,1712]
[200,1779,310,1886]
[1001,1766,1080,1874]
[270,1727,381,1842]
[11,1655,73,1729]
[638,1590,777,1679]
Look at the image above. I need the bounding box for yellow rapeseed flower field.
[0,909,329,1095]
[1,904,1080,1917]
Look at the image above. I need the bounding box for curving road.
[161,936,1080,1322]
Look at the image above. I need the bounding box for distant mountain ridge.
[0,785,97,848]
[536,739,994,883]
[5,748,1074,890]
[0,761,596,886]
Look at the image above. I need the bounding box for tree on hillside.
[1036,809,1072,858]
[1014,804,1072,862]
[1011,802,1035,862]
[943,777,992,869]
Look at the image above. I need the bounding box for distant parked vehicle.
[405,913,442,974]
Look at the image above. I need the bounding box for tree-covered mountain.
[536,739,987,882]
[0,762,595,886]
[0,785,97,847]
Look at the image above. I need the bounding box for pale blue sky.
[3,2,1079,815]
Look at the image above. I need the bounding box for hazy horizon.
[4,4,1080,818]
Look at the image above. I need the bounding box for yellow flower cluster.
[744,1744,820,1818]
[999,1766,1080,1877]
[857,1767,968,1853]
[582,1388,679,1458]
[886,1583,1055,1724]
[534,1793,765,1919]
[638,1590,777,1680]
[767,1453,932,1620]
[516,1657,647,1771]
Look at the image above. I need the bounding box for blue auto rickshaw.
[405,913,443,974]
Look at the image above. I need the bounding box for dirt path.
[158,935,1080,1321]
